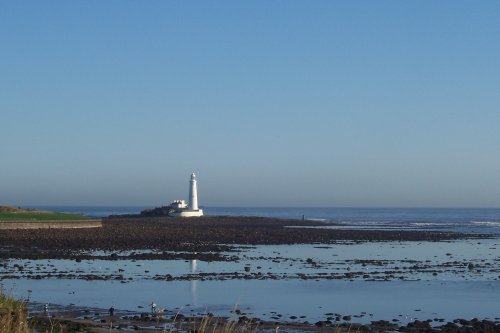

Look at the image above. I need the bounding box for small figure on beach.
[150,301,157,314]
[109,306,115,317]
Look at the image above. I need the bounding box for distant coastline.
[0,205,101,229]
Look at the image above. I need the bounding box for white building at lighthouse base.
[170,209,204,217]
[168,173,204,217]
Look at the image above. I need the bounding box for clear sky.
[1,1,500,207]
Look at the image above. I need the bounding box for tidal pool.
[1,238,499,324]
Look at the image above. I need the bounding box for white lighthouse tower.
[188,173,199,211]
[169,173,204,217]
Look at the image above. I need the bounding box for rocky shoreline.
[0,215,487,261]
[26,303,500,333]
[2,216,498,332]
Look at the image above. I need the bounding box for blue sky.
[1,1,499,207]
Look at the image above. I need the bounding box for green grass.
[0,289,29,333]
[0,212,89,221]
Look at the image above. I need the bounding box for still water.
[2,239,499,323]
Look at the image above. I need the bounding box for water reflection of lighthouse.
[190,260,198,306]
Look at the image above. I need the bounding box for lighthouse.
[188,173,199,211]
[169,173,204,217]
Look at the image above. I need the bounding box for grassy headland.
[0,206,88,221]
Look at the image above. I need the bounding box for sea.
[31,206,500,234]
[2,207,500,325]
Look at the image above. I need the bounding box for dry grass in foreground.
[0,289,29,333]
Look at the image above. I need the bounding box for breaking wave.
[471,221,500,227]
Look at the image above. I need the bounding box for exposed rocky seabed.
[1,216,499,332]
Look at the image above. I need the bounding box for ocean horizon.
[25,205,500,234]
